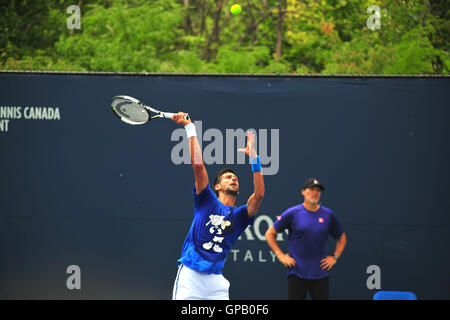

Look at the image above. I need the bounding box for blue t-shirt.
[273,203,344,279]
[178,184,254,274]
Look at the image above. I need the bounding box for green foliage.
[213,45,271,73]
[1,0,448,74]
[383,26,438,75]
[54,0,185,72]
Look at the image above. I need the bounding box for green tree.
[0,0,448,75]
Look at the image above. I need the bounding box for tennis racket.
[110,95,189,125]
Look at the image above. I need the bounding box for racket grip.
[162,112,175,119]
[163,113,190,121]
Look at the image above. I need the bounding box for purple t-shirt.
[273,203,344,279]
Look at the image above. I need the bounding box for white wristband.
[184,123,197,139]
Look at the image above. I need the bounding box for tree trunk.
[202,0,226,61]
[275,0,286,61]
[182,0,194,35]
[199,0,207,35]
[240,7,275,44]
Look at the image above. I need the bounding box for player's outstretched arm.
[238,131,265,217]
[173,113,208,195]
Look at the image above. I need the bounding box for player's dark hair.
[213,168,237,197]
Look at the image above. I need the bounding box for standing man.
[265,178,347,300]
[171,112,265,300]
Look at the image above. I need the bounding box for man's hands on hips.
[277,253,297,268]
[320,256,337,271]
[278,254,337,270]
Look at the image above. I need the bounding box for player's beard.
[224,187,239,197]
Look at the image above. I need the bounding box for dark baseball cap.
[303,178,325,191]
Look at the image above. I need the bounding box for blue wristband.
[250,156,262,172]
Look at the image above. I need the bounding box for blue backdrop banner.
[0,73,449,299]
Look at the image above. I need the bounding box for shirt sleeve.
[233,205,254,230]
[329,211,344,239]
[192,184,217,209]
[273,207,294,233]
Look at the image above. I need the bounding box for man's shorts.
[172,264,230,300]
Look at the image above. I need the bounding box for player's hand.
[320,256,337,271]
[173,112,192,127]
[237,130,257,158]
[277,253,296,268]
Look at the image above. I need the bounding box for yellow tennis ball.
[231,4,241,15]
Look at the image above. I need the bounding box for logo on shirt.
[202,212,234,253]
[318,217,324,223]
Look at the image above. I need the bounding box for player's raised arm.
[172,113,208,195]
[238,131,265,217]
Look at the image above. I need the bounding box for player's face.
[217,173,239,194]
[302,187,321,204]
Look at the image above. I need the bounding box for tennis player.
[171,112,265,300]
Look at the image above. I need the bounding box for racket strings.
[112,99,149,125]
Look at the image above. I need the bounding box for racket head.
[111,95,150,125]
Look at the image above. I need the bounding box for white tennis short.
[172,264,230,300]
